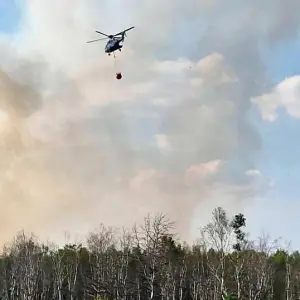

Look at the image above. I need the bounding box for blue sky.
[0,0,21,33]
[249,40,300,247]
[257,40,300,186]
[1,1,300,248]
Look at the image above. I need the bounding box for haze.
[0,0,299,246]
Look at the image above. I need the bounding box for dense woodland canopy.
[0,207,298,300]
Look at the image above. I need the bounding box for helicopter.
[87,26,135,57]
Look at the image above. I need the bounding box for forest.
[0,207,298,300]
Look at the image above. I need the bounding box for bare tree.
[39,243,54,299]
[2,243,20,300]
[114,228,133,300]
[158,235,184,300]
[133,213,174,300]
[51,243,69,300]
[86,223,117,299]
[188,242,213,300]
[229,213,248,299]
[64,244,81,300]
[245,234,279,300]
[8,231,42,300]
[201,207,233,298]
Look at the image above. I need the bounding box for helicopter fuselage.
[105,38,123,53]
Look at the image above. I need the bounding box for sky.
[0,0,300,249]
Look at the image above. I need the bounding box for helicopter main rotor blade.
[113,26,135,37]
[87,37,108,43]
[95,31,110,37]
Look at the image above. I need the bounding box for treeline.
[0,207,298,300]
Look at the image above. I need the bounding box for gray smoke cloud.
[0,0,298,245]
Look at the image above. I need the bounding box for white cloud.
[184,160,223,186]
[155,134,171,151]
[252,76,300,121]
[245,169,261,177]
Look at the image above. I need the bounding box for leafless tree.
[86,223,117,299]
[8,231,42,300]
[133,213,174,300]
[51,243,68,300]
[113,228,133,300]
[228,235,252,299]
[39,243,53,299]
[188,241,214,300]
[245,234,279,300]
[1,243,20,300]
[201,207,233,298]
[158,235,185,300]
[64,244,81,300]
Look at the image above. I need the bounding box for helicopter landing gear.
[119,49,121,51]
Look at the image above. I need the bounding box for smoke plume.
[0,0,299,245]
